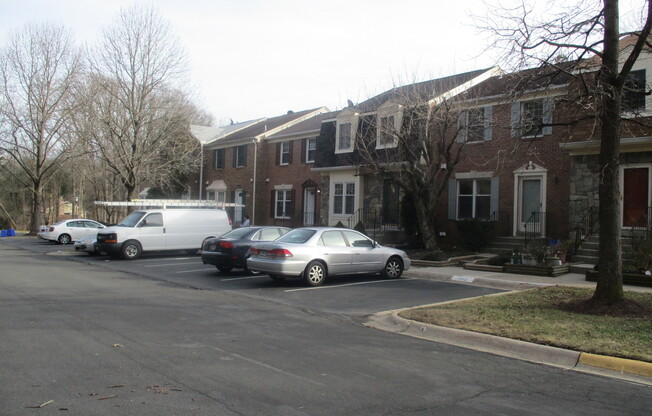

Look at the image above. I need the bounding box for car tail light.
[219,241,233,249]
[249,247,260,255]
[49,226,55,232]
[269,248,293,258]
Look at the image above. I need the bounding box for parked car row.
[39,210,411,287]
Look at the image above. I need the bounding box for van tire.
[121,240,142,260]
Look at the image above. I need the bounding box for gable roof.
[205,107,328,148]
[265,111,335,141]
[352,67,500,113]
[190,118,264,144]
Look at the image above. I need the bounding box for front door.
[304,188,316,226]
[234,189,244,223]
[518,177,543,234]
[622,166,650,227]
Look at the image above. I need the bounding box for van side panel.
[163,210,231,250]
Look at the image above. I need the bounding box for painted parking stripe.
[144,262,200,268]
[128,257,195,263]
[284,278,413,292]
[176,268,215,274]
[220,276,264,282]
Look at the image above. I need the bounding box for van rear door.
[137,212,166,250]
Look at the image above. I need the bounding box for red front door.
[623,167,649,227]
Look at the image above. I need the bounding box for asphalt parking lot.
[6,236,504,315]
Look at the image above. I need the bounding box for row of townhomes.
[188,36,652,250]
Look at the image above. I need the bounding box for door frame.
[303,187,316,226]
[513,163,547,236]
[619,163,652,229]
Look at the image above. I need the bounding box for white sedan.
[38,219,105,244]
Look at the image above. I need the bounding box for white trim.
[273,184,293,191]
[619,163,652,229]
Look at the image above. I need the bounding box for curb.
[365,310,652,381]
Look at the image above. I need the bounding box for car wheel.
[58,234,71,244]
[382,256,403,279]
[304,261,327,286]
[216,265,233,273]
[269,274,284,281]
[121,240,142,260]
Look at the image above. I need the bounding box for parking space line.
[131,257,195,263]
[144,262,200,268]
[176,268,215,274]
[220,276,263,282]
[284,278,413,292]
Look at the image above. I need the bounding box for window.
[142,213,163,227]
[458,107,492,142]
[378,115,396,147]
[319,231,347,246]
[275,190,292,219]
[306,137,316,163]
[511,99,552,138]
[457,179,491,220]
[342,230,373,247]
[333,182,355,215]
[213,149,225,169]
[623,69,646,112]
[280,141,291,165]
[233,145,247,167]
[255,228,283,241]
[337,123,352,151]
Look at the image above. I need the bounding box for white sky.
[0,0,646,124]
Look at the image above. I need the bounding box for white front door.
[304,188,316,226]
[517,177,543,234]
[234,189,244,223]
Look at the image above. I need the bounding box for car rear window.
[276,229,316,244]
[220,228,254,239]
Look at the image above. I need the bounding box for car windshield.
[275,229,316,244]
[219,228,254,239]
[117,211,146,227]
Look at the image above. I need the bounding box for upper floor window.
[458,106,493,142]
[213,148,225,170]
[623,69,646,112]
[233,144,247,167]
[280,141,291,165]
[377,115,397,148]
[337,123,352,152]
[511,98,553,139]
[305,137,316,163]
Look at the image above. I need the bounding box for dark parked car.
[201,226,290,273]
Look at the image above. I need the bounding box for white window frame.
[456,179,491,220]
[333,182,355,215]
[280,141,290,165]
[275,189,292,219]
[305,137,316,163]
[337,122,352,153]
[376,102,403,149]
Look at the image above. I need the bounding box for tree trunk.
[414,196,438,251]
[593,0,624,304]
[30,186,45,236]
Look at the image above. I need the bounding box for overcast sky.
[0,0,646,125]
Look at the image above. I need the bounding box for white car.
[39,219,106,244]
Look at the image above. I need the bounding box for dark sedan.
[201,226,290,273]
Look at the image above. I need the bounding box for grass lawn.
[399,286,652,363]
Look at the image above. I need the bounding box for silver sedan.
[246,227,411,286]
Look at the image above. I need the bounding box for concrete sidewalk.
[366,264,652,384]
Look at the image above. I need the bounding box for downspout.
[252,138,258,224]
[199,143,204,200]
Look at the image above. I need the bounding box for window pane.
[307,138,316,162]
[339,123,351,149]
[476,196,491,219]
[477,179,491,195]
[458,196,473,219]
[522,100,543,137]
[459,180,473,195]
[623,69,646,111]
[334,196,343,214]
[467,108,485,141]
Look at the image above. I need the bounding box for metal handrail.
[523,211,544,248]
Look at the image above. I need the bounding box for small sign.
[451,276,475,283]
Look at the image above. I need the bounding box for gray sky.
[0,0,645,124]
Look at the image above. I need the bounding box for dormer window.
[338,123,352,151]
[376,102,402,149]
[378,115,396,148]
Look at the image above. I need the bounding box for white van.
[96,209,232,260]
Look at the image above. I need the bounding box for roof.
[190,119,264,144]
[265,111,334,140]
[353,68,498,112]
[206,107,328,147]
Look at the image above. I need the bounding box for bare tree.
[353,78,485,251]
[0,23,82,234]
[481,0,652,304]
[82,5,200,201]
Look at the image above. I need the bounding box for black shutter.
[276,143,281,165]
[288,141,293,164]
[270,190,276,218]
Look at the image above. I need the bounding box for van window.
[118,211,146,227]
[141,213,163,227]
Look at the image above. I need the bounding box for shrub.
[456,218,494,252]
